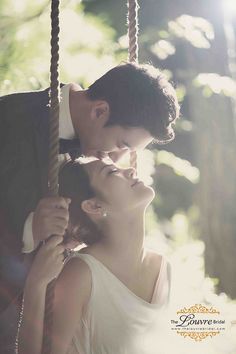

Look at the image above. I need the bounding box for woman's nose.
[125,167,136,178]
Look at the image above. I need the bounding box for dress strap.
[166,261,172,304]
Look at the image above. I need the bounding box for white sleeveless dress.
[67,252,172,354]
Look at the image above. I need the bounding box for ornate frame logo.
[170,303,227,341]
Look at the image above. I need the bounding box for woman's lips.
[131,179,142,187]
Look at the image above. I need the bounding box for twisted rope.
[42,1,60,353]
[48,0,60,198]
[127,0,139,63]
[127,0,139,171]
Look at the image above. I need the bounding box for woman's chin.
[146,187,155,204]
[138,184,155,205]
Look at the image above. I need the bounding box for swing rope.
[42,1,60,353]
[127,0,139,171]
[128,0,139,63]
[48,0,60,198]
[42,1,139,353]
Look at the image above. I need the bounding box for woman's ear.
[81,198,102,216]
[90,100,109,126]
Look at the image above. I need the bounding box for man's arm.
[0,89,49,240]
[0,95,7,153]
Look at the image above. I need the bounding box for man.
[0,62,179,313]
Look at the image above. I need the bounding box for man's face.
[83,125,153,162]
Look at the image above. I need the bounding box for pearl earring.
[102,210,107,217]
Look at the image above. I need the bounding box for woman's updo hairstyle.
[59,160,103,245]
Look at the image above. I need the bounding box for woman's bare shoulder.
[60,254,92,286]
[51,255,92,353]
[54,254,92,307]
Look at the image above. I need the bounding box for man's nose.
[109,149,129,163]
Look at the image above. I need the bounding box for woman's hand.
[26,235,66,288]
[32,197,71,249]
[19,236,66,354]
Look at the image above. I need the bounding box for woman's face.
[83,160,155,213]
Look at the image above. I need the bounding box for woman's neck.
[91,210,146,271]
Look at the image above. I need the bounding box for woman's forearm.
[18,277,47,354]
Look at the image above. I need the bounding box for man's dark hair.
[87,62,180,144]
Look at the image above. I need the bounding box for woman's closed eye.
[108,168,119,175]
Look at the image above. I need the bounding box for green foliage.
[168,15,214,48]
[151,39,176,60]
[152,164,197,219]
[0,0,121,93]
[194,73,236,98]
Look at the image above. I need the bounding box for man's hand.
[32,197,71,250]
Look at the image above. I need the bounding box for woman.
[18,158,172,354]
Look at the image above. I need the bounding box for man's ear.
[81,198,102,216]
[90,101,109,126]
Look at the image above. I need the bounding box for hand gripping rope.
[42,0,60,353]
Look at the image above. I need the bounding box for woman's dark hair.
[59,160,103,246]
[87,62,180,144]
